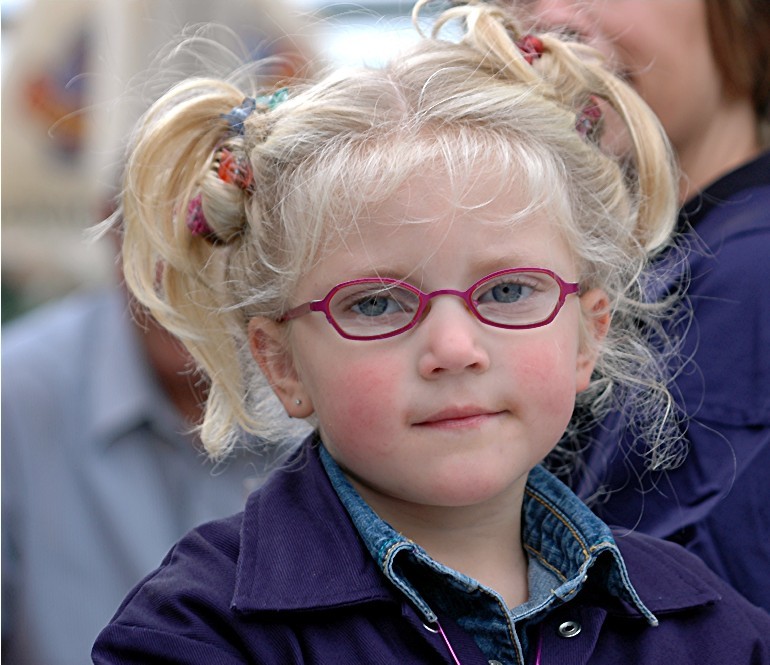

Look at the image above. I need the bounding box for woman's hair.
[704,0,770,139]
[113,0,682,468]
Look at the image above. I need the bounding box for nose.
[417,298,491,378]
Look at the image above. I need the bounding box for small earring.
[295,398,303,406]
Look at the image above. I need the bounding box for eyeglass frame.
[276,267,580,341]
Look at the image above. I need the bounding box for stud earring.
[295,398,303,406]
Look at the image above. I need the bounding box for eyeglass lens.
[328,270,564,338]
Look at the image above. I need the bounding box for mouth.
[414,407,504,429]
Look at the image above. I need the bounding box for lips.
[414,406,503,428]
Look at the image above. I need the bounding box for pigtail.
[582,69,678,254]
[119,79,280,458]
[418,0,677,255]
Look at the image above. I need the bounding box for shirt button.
[558,620,582,638]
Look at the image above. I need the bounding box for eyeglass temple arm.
[276,301,320,323]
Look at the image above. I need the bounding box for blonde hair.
[115,0,682,465]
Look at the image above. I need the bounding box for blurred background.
[1,0,425,322]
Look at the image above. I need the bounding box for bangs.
[277,125,576,269]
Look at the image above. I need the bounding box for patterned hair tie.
[576,97,603,141]
[221,97,257,136]
[215,148,254,192]
[190,90,290,243]
[186,194,220,243]
[516,35,544,64]
[255,87,289,110]
[220,89,289,136]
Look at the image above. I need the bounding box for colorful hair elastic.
[514,34,603,141]
[576,97,603,140]
[186,96,269,242]
[219,88,289,136]
[516,35,544,64]
[186,194,220,243]
[186,92,288,243]
[221,97,257,136]
[215,148,254,192]
[256,87,289,110]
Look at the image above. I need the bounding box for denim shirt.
[320,446,656,664]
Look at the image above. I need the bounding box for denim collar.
[320,445,657,627]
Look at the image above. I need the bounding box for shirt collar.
[678,148,770,232]
[87,289,189,448]
[320,446,657,626]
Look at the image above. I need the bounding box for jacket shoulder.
[93,512,245,662]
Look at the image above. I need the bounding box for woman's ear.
[575,288,611,394]
[248,317,313,418]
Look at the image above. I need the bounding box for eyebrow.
[341,254,556,286]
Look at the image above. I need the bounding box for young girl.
[93,1,770,663]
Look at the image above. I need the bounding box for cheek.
[507,337,580,418]
[313,357,402,450]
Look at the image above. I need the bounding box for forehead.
[308,161,577,287]
[286,128,582,295]
[330,138,571,229]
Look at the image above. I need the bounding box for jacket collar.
[608,529,722,617]
[231,437,721,618]
[323,446,659,626]
[232,437,397,613]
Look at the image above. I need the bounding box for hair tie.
[255,87,289,110]
[215,148,254,192]
[186,194,221,244]
[189,91,290,243]
[516,35,544,64]
[576,97,603,141]
[221,97,257,136]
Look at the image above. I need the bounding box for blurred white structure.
[1,0,318,316]
[0,0,431,317]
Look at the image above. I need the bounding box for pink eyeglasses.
[277,267,580,341]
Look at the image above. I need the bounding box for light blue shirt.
[1,288,291,665]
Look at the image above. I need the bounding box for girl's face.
[516,1,721,161]
[251,166,607,519]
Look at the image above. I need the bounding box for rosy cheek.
[319,361,401,455]
[506,340,577,413]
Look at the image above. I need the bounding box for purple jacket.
[93,442,770,665]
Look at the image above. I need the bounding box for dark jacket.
[93,442,770,665]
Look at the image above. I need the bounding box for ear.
[247,317,314,418]
[575,288,611,394]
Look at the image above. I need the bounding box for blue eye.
[328,281,420,337]
[477,280,535,304]
[332,284,419,323]
[472,271,556,326]
[352,294,399,317]
[490,282,531,303]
